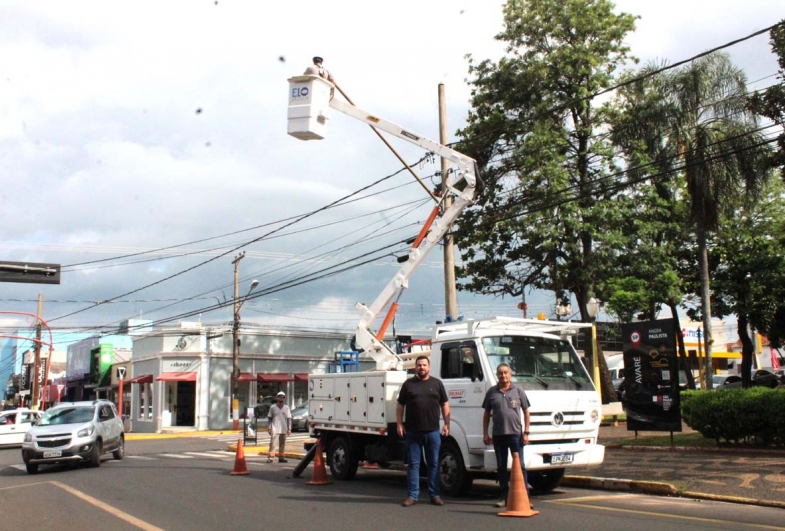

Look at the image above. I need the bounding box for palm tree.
[615,52,770,389]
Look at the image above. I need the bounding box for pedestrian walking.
[396,355,450,507]
[267,391,291,463]
[482,363,531,508]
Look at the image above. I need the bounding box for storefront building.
[128,323,374,433]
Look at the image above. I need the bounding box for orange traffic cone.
[362,460,380,469]
[498,453,538,517]
[230,438,250,476]
[306,439,332,485]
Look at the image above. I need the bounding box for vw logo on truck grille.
[551,412,565,426]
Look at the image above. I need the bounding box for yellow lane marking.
[553,499,785,530]
[50,481,165,531]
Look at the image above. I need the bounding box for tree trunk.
[738,314,755,388]
[697,227,714,389]
[670,303,696,390]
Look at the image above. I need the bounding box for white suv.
[21,400,124,474]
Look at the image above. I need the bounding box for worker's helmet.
[313,56,323,63]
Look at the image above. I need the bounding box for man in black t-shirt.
[396,356,450,507]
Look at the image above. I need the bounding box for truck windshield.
[481,335,593,391]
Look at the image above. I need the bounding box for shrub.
[681,387,785,446]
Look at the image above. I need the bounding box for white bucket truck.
[287,73,604,494]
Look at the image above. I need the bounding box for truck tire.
[527,468,565,492]
[438,441,472,497]
[328,436,359,480]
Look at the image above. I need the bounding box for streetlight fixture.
[232,278,259,430]
[586,297,601,397]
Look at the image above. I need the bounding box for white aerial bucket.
[287,75,333,140]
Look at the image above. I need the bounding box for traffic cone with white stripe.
[230,438,250,476]
[306,439,332,485]
[498,453,538,517]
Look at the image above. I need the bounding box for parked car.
[752,369,780,388]
[291,406,309,432]
[21,400,124,474]
[775,369,785,385]
[713,374,743,390]
[0,409,42,447]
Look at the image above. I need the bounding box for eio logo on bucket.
[291,86,310,100]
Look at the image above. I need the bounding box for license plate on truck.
[43,450,62,458]
[551,453,573,465]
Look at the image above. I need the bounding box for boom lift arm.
[288,75,478,370]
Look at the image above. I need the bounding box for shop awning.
[237,372,256,382]
[156,372,197,382]
[294,373,309,382]
[129,374,154,384]
[256,373,295,382]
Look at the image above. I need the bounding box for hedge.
[680,388,785,446]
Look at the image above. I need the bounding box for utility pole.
[32,294,43,410]
[231,252,245,430]
[439,83,458,322]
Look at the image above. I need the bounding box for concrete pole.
[32,294,43,410]
[439,84,458,322]
[231,252,245,430]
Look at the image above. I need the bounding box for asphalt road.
[0,437,783,531]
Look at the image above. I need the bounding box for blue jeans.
[493,434,529,497]
[405,430,441,500]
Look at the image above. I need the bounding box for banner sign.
[621,318,682,432]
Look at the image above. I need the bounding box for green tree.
[712,179,785,386]
[748,20,785,180]
[455,0,637,402]
[612,52,771,389]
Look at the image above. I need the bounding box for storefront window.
[138,383,153,421]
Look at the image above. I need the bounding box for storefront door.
[176,381,195,426]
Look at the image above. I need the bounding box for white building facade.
[128,323,374,433]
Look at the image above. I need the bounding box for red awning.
[156,372,197,382]
[294,373,309,382]
[237,372,256,382]
[256,373,295,382]
[129,374,154,384]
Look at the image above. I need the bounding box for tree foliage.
[748,20,785,181]
[456,0,636,321]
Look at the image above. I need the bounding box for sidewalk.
[564,422,785,508]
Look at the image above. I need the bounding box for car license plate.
[551,453,573,464]
[43,450,62,458]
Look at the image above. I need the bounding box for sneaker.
[401,497,417,507]
[279,458,288,463]
[494,499,506,508]
[430,497,444,506]
[266,458,273,463]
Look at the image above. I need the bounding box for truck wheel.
[527,468,565,492]
[328,436,359,480]
[438,441,472,496]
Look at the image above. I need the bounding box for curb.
[562,475,785,508]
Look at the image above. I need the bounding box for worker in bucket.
[267,391,292,463]
[304,56,334,82]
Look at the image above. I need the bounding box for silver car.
[21,400,124,474]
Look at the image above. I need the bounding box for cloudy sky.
[1,0,781,339]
